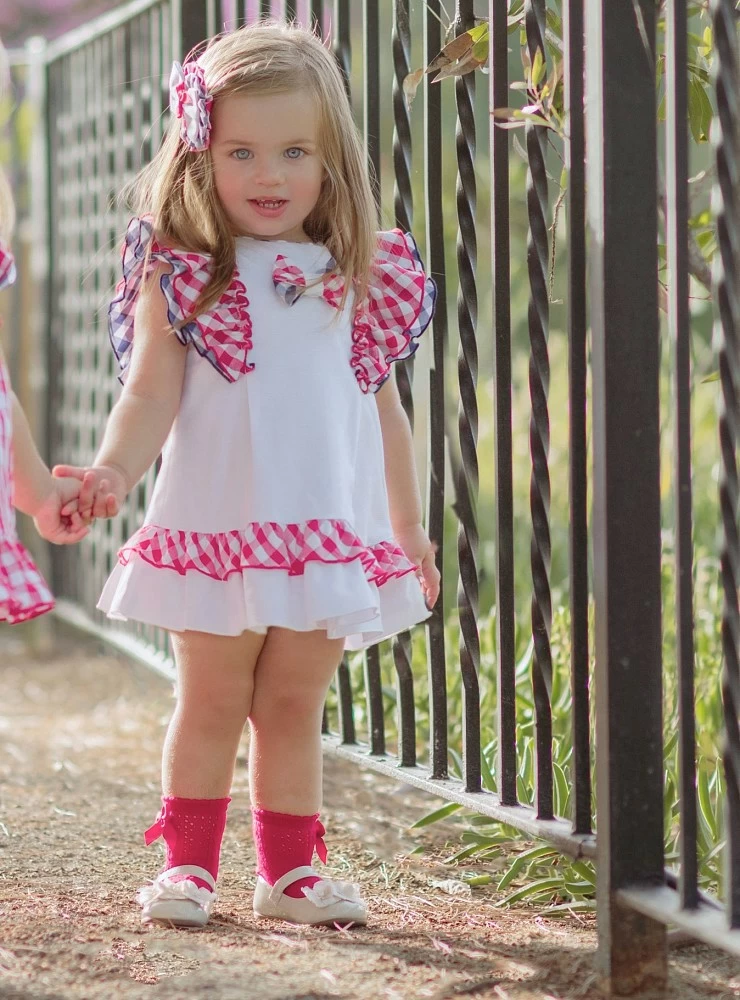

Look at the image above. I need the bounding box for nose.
[254,156,285,187]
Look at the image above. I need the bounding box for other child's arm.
[4,348,88,544]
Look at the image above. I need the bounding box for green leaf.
[531,47,546,87]
[411,802,462,828]
[496,876,564,906]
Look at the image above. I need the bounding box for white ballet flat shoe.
[136,864,217,927]
[253,865,367,927]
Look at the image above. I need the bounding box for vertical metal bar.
[179,0,209,58]
[364,645,386,756]
[711,0,740,929]
[666,0,698,911]
[524,0,553,821]
[284,0,298,20]
[490,0,516,806]
[563,0,591,835]
[332,0,350,90]
[454,0,481,794]
[336,657,357,744]
[390,0,416,770]
[363,0,381,210]
[424,0,447,781]
[310,0,324,34]
[586,0,667,991]
[259,0,272,18]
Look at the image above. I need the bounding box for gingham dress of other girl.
[98,217,436,649]
[0,247,55,624]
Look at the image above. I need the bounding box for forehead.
[211,89,320,142]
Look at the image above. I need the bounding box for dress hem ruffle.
[118,520,417,587]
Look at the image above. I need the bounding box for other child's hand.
[53,464,127,524]
[394,523,440,610]
[33,476,90,545]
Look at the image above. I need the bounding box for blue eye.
[285,147,305,159]
[232,148,252,160]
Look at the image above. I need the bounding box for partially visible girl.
[0,39,89,624]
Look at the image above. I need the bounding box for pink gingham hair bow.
[169,60,213,152]
[272,254,343,308]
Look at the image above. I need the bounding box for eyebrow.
[220,138,317,147]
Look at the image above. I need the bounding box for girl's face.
[210,89,326,243]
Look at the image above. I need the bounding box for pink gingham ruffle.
[117,520,417,587]
[352,230,436,393]
[0,243,17,291]
[0,539,55,624]
[108,216,253,384]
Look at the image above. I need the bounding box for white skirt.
[98,554,430,651]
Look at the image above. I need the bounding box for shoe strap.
[158,865,216,891]
[269,865,317,902]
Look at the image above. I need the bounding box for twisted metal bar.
[711,0,740,928]
[454,0,481,793]
[490,0,517,807]
[392,0,414,419]
[525,0,553,820]
[424,0,448,780]
[390,0,416,766]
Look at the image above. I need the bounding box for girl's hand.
[53,464,127,524]
[394,523,441,610]
[33,477,90,545]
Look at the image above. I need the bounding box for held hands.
[52,464,127,525]
[32,476,93,545]
[394,523,441,610]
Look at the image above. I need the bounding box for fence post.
[585,1,668,995]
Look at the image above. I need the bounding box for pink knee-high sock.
[252,808,328,899]
[144,796,230,891]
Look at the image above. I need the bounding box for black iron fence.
[9,0,740,994]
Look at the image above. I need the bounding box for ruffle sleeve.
[351,229,437,394]
[108,216,253,384]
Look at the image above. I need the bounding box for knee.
[249,684,323,729]
[177,679,253,735]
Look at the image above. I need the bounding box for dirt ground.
[0,623,738,1000]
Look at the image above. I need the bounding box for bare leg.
[164,629,266,798]
[248,628,344,814]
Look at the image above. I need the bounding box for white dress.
[97,217,436,650]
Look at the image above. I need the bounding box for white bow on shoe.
[137,864,217,927]
[253,865,367,927]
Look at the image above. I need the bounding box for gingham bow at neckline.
[169,60,213,152]
[272,253,344,309]
[0,244,17,291]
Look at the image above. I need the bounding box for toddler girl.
[0,40,88,625]
[57,21,439,928]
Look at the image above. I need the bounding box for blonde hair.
[0,39,15,244]
[128,21,378,317]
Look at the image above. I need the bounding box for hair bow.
[169,60,213,152]
[0,244,16,292]
[273,254,343,309]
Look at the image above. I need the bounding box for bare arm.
[0,344,87,542]
[375,376,440,607]
[55,267,187,514]
[10,389,55,517]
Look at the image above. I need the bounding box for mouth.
[249,198,288,218]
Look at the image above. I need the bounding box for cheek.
[294,163,325,202]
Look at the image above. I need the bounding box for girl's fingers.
[52,464,85,481]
